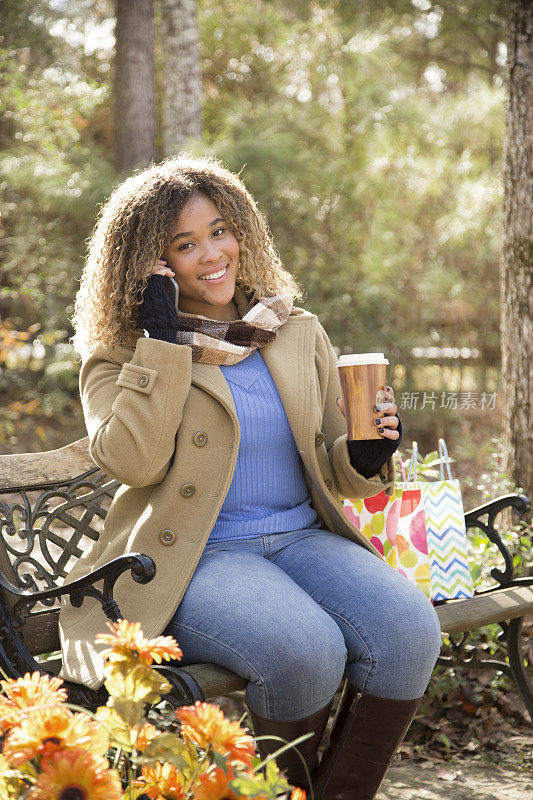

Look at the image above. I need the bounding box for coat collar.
[190,286,318,457]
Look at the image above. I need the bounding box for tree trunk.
[114,0,156,170]
[160,0,202,156]
[500,0,532,504]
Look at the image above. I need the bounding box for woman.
[61,153,442,800]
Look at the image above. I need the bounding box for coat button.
[159,529,176,546]
[325,479,333,490]
[315,432,325,447]
[137,374,149,387]
[180,483,196,498]
[193,431,208,447]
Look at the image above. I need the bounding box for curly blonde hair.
[71,153,303,359]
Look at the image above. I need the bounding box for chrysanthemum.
[191,764,263,800]
[3,706,108,766]
[176,702,255,766]
[135,721,158,752]
[0,672,67,731]
[27,748,122,800]
[137,760,185,800]
[290,789,306,800]
[95,620,183,665]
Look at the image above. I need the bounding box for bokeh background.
[1,0,512,507]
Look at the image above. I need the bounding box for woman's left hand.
[336,385,400,441]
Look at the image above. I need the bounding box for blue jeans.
[164,528,442,721]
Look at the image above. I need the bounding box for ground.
[378,756,533,800]
[208,691,532,800]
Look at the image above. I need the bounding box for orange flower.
[135,721,158,752]
[291,789,306,800]
[138,760,185,800]
[191,764,235,800]
[95,620,183,666]
[0,672,67,732]
[27,748,122,800]
[176,702,255,766]
[191,764,265,800]
[3,706,108,766]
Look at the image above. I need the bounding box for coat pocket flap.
[116,363,158,394]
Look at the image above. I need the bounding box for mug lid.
[337,352,389,366]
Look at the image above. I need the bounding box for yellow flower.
[27,748,122,800]
[137,761,185,800]
[0,672,67,732]
[95,620,183,666]
[176,702,255,767]
[0,753,27,799]
[3,706,108,766]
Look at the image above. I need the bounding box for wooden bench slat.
[16,587,532,695]
[435,586,533,634]
[0,437,94,489]
[21,612,61,655]
[181,663,247,698]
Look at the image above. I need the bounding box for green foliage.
[0,0,517,508]
[197,0,505,369]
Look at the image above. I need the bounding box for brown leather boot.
[248,699,334,791]
[313,683,421,800]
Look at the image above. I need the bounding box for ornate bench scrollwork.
[0,458,156,707]
[434,493,533,721]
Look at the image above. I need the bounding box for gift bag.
[343,440,474,601]
[342,456,431,595]
[394,451,432,597]
[409,439,474,601]
[343,485,404,571]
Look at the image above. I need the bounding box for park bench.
[0,437,531,724]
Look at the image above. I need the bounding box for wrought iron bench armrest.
[0,553,156,627]
[463,493,531,589]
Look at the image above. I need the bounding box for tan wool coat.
[59,288,395,689]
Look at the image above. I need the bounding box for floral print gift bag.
[343,478,405,571]
[343,450,433,598]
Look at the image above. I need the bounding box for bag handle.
[406,441,418,482]
[438,438,453,480]
[395,451,408,482]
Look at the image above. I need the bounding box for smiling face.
[161,193,241,321]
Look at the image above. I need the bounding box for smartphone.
[167,276,180,313]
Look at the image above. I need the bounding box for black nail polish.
[374,405,382,412]
[378,427,384,433]
[375,418,381,425]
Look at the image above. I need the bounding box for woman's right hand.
[146,259,175,279]
[137,260,179,343]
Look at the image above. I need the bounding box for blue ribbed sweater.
[208,350,320,541]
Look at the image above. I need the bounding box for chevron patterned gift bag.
[409,439,474,601]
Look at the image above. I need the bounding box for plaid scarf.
[175,292,293,364]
